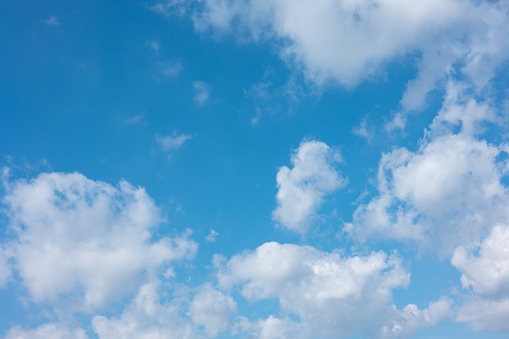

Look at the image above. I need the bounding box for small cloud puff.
[193,81,211,105]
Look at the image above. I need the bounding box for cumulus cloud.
[215,241,449,338]
[451,225,509,330]
[92,281,199,339]
[193,81,211,105]
[272,140,346,233]
[347,85,508,254]
[156,132,192,151]
[189,0,509,110]
[5,323,89,339]
[189,283,237,337]
[2,172,197,311]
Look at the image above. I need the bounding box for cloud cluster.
[347,84,508,255]
[216,241,449,338]
[1,172,197,311]
[272,140,346,233]
[5,323,88,339]
[452,225,509,330]
[189,0,509,110]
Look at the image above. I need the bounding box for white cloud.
[92,281,199,339]
[206,229,218,242]
[375,299,452,339]
[44,16,60,26]
[216,241,448,338]
[160,61,183,77]
[156,132,192,151]
[353,118,375,141]
[272,140,346,233]
[189,283,237,337]
[123,114,144,124]
[193,81,211,105]
[145,39,161,52]
[150,0,187,17]
[5,323,89,339]
[348,86,508,254]
[189,0,509,110]
[451,225,509,330]
[2,172,197,311]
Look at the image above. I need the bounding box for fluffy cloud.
[92,281,199,339]
[347,86,508,254]
[272,140,346,233]
[189,283,237,337]
[2,172,197,311]
[190,0,509,109]
[216,241,449,338]
[5,323,89,339]
[451,225,509,330]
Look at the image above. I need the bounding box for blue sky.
[1,0,509,338]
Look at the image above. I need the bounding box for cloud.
[92,281,199,339]
[451,225,509,330]
[352,118,375,141]
[44,16,60,26]
[206,229,218,242]
[189,283,237,337]
[145,39,161,52]
[123,114,144,124]
[160,61,183,77]
[5,323,88,339]
[1,172,197,311]
[193,81,211,105]
[347,84,508,254]
[216,241,449,338]
[272,140,346,233]
[190,0,509,110]
[150,0,187,17]
[156,132,192,151]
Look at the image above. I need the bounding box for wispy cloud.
[206,229,218,242]
[44,16,60,26]
[150,0,187,17]
[160,61,182,77]
[193,81,211,105]
[156,132,192,151]
[145,39,160,52]
[123,114,144,124]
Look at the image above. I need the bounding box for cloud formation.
[216,241,449,338]
[156,132,193,151]
[188,0,509,111]
[347,84,508,254]
[272,140,346,233]
[452,225,509,330]
[2,172,197,311]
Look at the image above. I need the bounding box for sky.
[1,0,509,338]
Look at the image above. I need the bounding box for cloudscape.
[1,1,509,338]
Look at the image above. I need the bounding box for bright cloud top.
[191,0,509,110]
[452,225,509,331]
[347,84,509,254]
[216,241,450,338]
[1,172,197,311]
[272,140,346,233]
